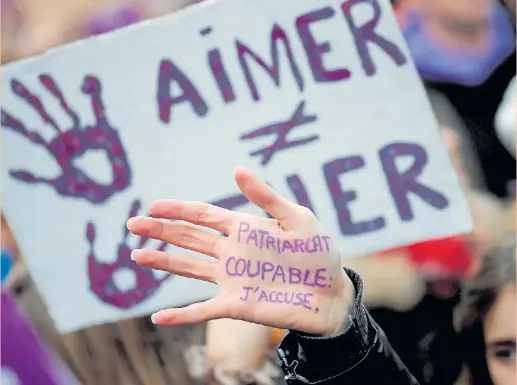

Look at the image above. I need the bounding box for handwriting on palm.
[87,199,172,309]
[1,75,131,204]
[128,168,351,336]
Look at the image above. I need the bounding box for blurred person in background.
[1,0,98,63]
[397,0,516,199]
[0,0,197,64]
[494,74,516,195]
[336,234,517,385]
[504,0,516,14]
[184,319,282,385]
[401,0,515,87]
[342,232,516,385]
[455,236,516,385]
[1,0,23,64]
[495,76,516,159]
[77,0,198,38]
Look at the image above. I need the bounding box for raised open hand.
[87,199,172,309]
[1,75,131,204]
[127,168,355,336]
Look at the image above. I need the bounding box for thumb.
[234,167,298,227]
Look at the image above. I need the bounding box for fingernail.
[130,249,140,260]
[151,313,158,324]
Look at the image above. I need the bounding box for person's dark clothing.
[427,51,516,198]
[277,269,420,385]
[369,284,463,385]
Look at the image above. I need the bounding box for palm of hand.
[217,219,345,334]
[128,168,352,336]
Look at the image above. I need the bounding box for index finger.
[148,200,239,234]
[234,167,296,226]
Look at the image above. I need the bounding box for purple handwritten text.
[237,221,331,253]
[240,285,316,311]
[225,257,328,288]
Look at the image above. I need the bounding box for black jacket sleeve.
[277,268,420,385]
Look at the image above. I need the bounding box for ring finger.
[127,216,224,258]
[131,249,217,283]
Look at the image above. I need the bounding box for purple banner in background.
[1,290,80,385]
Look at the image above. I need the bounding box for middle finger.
[127,216,223,258]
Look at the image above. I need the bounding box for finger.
[234,167,296,225]
[151,299,225,325]
[82,75,109,126]
[1,109,46,145]
[131,249,217,283]
[86,222,96,244]
[127,216,223,258]
[148,199,238,234]
[10,170,48,184]
[39,74,80,128]
[122,200,143,240]
[11,79,61,132]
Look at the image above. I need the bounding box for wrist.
[323,272,356,337]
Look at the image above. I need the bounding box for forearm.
[277,268,420,385]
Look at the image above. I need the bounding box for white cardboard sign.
[1,0,472,333]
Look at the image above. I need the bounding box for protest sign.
[1,0,472,333]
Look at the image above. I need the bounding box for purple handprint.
[1,75,131,204]
[86,199,172,309]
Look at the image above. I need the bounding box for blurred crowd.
[1,1,516,385]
